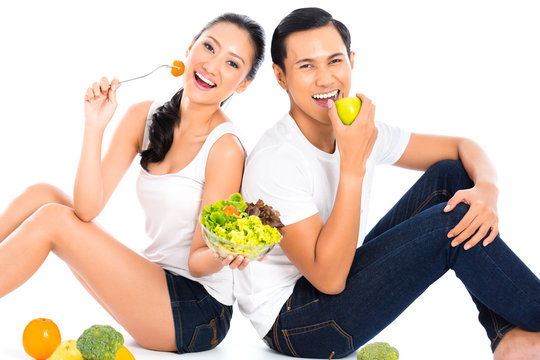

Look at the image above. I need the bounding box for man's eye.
[204,43,214,53]
[227,60,239,69]
[330,58,342,64]
[299,64,312,69]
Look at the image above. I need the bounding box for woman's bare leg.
[0,183,123,317]
[0,203,176,351]
[0,183,72,242]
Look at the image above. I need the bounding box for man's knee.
[427,160,473,190]
[427,159,465,175]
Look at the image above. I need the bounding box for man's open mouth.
[312,89,339,106]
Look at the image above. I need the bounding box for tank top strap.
[195,122,243,180]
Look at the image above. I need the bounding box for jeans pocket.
[187,306,230,352]
[281,320,354,358]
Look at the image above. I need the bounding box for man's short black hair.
[271,7,351,72]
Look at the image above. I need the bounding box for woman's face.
[183,22,255,105]
[275,24,354,126]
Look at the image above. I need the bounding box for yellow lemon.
[49,340,83,360]
[115,345,136,360]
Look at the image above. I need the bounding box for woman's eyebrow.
[207,35,246,65]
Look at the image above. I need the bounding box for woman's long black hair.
[140,13,265,171]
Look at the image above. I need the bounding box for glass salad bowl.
[201,224,279,261]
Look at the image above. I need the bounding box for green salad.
[200,193,283,259]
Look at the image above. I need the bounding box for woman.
[234,7,540,359]
[0,13,264,354]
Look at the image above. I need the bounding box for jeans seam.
[283,299,320,315]
[273,313,284,355]
[478,244,540,309]
[491,323,512,348]
[223,305,232,323]
[282,329,300,357]
[410,190,450,217]
[167,272,183,352]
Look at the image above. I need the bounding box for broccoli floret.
[357,342,399,360]
[76,324,124,360]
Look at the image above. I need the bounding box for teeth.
[312,90,339,99]
[195,72,216,87]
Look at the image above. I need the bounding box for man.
[234,7,540,359]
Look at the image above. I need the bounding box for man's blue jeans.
[264,160,540,358]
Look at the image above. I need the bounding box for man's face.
[275,24,354,125]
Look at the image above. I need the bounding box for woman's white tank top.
[136,101,241,305]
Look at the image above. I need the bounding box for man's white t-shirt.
[234,113,411,337]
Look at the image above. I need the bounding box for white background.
[1,0,539,359]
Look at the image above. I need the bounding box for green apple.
[335,97,362,125]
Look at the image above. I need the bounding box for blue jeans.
[165,270,232,353]
[264,160,540,358]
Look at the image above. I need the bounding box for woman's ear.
[235,78,252,94]
[186,40,196,58]
[272,64,288,90]
[349,50,355,70]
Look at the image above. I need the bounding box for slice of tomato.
[223,205,240,216]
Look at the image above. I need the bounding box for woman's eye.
[204,43,214,53]
[227,60,239,69]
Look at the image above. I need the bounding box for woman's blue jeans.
[264,160,540,358]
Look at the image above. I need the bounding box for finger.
[220,255,234,267]
[354,94,373,122]
[448,209,476,240]
[92,82,101,98]
[444,191,465,212]
[237,258,250,271]
[451,215,481,246]
[327,98,344,129]
[464,224,490,250]
[110,77,121,91]
[100,76,110,94]
[483,224,499,247]
[85,88,94,101]
[109,78,120,104]
[228,255,245,270]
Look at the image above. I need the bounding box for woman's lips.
[193,71,216,91]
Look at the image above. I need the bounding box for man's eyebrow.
[295,52,346,64]
[207,35,246,65]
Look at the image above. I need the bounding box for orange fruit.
[22,318,62,360]
[171,60,185,77]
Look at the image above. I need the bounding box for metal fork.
[120,64,184,84]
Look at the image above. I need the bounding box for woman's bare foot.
[494,327,540,360]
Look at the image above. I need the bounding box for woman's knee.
[23,183,72,207]
[26,203,78,245]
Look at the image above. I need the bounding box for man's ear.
[272,64,288,90]
[235,78,252,94]
[350,50,355,70]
